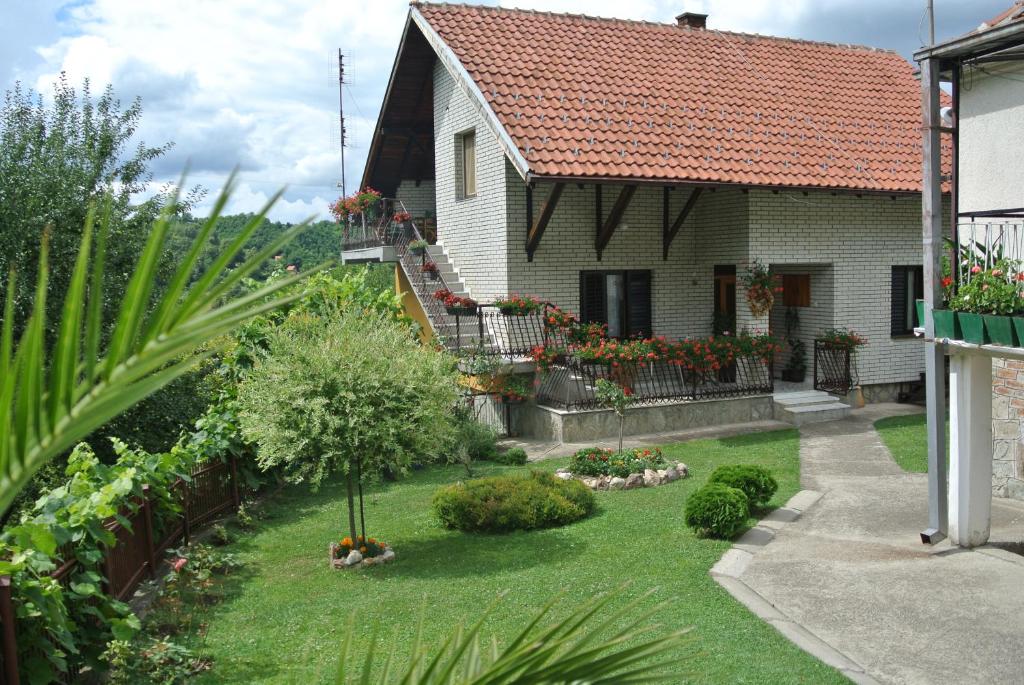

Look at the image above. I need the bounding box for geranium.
[330,187,381,222]
[741,259,780,317]
[818,328,867,350]
[951,259,1022,315]
[494,374,532,403]
[544,306,579,330]
[493,294,543,315]
[531,343,566,372]
[393,211,411,222]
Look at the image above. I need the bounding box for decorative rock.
[643,469,661,487]
[380,548,396,563]
[609,476,626,490]
[344,549,363,567]
[580,476,598,489]
[663,467,679,482]
[556,471,574,481]
[675,463,690,478]
[556,468,571,475]
[624,473,644,490]
[596,475,610,490]
[657,469,668,479]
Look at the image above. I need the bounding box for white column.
[948,353,993,547]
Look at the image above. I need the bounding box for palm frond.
[335,586,693,684]
[0,180,324,516]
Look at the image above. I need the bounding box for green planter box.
[933,309,960,339]
[957,312,987,344]
[984,315,1017,347]
[1013,317,1024,348]
[915,299,925,330]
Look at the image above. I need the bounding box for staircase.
[772,390,852,426]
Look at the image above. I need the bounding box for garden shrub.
[708,464,778,508]
[569,446,667,478]
[494,447,528,465]
[684,484,750,539]
[433,471,595,533]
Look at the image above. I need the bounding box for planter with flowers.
[494,374,532,404]
[493,294,543,316]
[409,238,429,256]
[948,260,1023,345]
[433,288,478,316]
[421,262,439,281]
[543,305,579,332]
[530,343,568,371]
[330,535,394,569]
[393,210,412,226]
[742,260,782,317]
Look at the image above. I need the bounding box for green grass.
[186,429,845,683]
[874,413,945,473]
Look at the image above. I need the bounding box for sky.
[0,0,1010,222]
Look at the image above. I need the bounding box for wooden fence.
[0,456,242,684]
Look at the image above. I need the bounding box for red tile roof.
[415,2,942,193]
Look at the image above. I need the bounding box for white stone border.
[709,490,882,685]
[555,463,689,490]
[329,543,396,569]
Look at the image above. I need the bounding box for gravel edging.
[709,490,882,685]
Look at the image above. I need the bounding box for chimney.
[676,12,707,29]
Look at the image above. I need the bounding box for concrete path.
[725,403,1024,685]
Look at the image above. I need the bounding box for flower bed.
[559,447,688,490]
[329,535,395,569]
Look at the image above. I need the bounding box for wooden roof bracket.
[663,187,703,260]
[526,182,565,262]
[596,185,637,261]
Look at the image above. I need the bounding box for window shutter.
[891,266,908,336]
[580,272,606,325]
[626,270,652,338]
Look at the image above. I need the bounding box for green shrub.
[494,447,528,465]
[433,471,595,533]
[707,465,778,508]
[684,484,749,539]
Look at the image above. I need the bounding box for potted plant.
[421,262,439,281]
[543,305,579,332]
[434,288,478,316]
[393,210,411,226]
[781,338,806,383]
[818,328,867,351]
[741,259,782,317]
[409,239,428,256]
[530,343,568,371]
[949,260,1020,345]
[493,294,543,316]
[495,375,532,404]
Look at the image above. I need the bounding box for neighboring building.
[348,2,949,425]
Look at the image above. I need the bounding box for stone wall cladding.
[433,62,508,301]
[992,358,1024,499]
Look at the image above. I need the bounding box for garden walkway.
[720,403,1024,685]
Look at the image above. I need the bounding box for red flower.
[941,276,953,288]
[173,557,188,572]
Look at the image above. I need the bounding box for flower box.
[1013,317,1024,348]
[933,309,960,339]
[957,312,987,344]
[446,305,478,317]
[984,314,1016,347]
[915,299,925,330]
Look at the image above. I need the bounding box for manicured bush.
[433,471,595,533]
[708,464,778,508]
[684,484,750,539]
[494,447,528,465]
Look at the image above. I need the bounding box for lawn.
[186,429,845,683]
[874,413,945,473]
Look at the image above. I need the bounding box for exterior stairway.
[402,244,491,352]
[772,389,852,426]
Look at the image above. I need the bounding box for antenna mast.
[337,49,348,199]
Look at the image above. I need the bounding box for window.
[457,130,476,198]
[580,270,652,338]
[891,265,924,336]
[782,274,811,307]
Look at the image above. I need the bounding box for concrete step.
[774,400,852,426]
[772,391,841,409]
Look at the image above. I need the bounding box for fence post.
[141,486,157,580]
[181,480,191,546]
[230,456,241,508]
[0,576,20,685]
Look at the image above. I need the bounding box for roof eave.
[527,173,932,196]
[914,20,1024,68]
[410,7,532,182]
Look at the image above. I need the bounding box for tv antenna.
[336,49,347,199]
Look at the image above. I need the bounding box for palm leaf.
[0,180,323,516]
[334,586,693,685]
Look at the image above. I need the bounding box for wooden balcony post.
[0,576,20,685]
[230,455,241,508]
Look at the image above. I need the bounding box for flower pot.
[410,246,426,256]
[500,309,528,317]
[984,314,1016,347]
[933,309,960,339]
[957,312,987,344]
[445,305,478,317]
[915,299,925,329]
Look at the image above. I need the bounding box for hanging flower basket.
[421,262,439,281]
[741,260,781,317]
[409,239,428,256]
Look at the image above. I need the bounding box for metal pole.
[927,0,935,47]
[337,49,347,200]
[921,56,949,544]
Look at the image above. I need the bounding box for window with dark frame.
[579,270,652,339]
[891,265,924,336]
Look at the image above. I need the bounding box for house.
[916,2,1024,546]
[346,2,948,437]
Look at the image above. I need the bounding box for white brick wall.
[432,62,508,301]
[395,180,436,218]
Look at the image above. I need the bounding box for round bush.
[494,447,528,465]
[707,465,778,508]
[433,471,595,533]
[684,484,749,539]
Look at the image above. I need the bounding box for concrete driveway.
[721,404,1024,685]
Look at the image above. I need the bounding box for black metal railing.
[813,339,854,395]
[536,355,773,411]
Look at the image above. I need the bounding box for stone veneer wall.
[992,358,1024,500]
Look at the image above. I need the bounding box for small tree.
[595,378,634,455]
[236,309,459,545]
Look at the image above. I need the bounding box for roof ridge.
[411,1,901,56]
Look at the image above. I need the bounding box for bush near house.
[493,447,528,465]
[433,471,595,532]
[685,483,750,539]
[708,464,778,508]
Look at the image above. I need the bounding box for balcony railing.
[954,220,1024,287]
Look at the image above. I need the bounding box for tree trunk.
[345,470,358,544]
[617,411,625,455]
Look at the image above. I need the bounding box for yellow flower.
[359,546,368,553]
